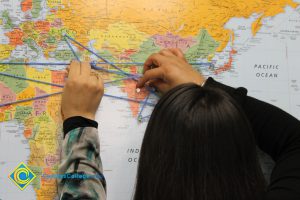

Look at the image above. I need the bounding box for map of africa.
[0,0,300,199]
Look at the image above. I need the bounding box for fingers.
[68,60,81,79]
[68,62,102,92]
[137,68,165,88]
[169,48,187,61]
[80,62,91,78]
[159,49,175,57]
[143,53,165,73]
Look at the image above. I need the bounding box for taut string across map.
[0,1,299,199]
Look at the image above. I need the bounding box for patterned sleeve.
[58,127,106,200]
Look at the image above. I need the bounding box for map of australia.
[0,0,300,199]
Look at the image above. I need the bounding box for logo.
[8,162,36,190]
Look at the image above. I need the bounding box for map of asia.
[0,0,300,199]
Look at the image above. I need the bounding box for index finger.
[80,62,91,78]
[136,68,165,88]
[143,53,165,74]
[68,60,81,80]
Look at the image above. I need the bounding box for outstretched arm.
[58,61,106,200]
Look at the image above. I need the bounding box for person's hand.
[136,48,206,94]
[61,61,104,121]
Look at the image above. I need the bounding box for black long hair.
[134,84,266,200]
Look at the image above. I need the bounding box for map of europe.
[0,0,300,199]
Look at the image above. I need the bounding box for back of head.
[134,84,266,200]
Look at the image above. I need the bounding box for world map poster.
[0,0,300,199]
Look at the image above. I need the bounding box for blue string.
[104,77,137,85]
[0,70,136,87]
[138,94,150,121]
[98,62,143,66]
[64,34,129,76]
[64,37,80,61]
[0,71,64,88]
[0,34,216,119]
[104,94,155,107]
[96,62,214,67]
[140,115,151,120]
[0,61,214,67]
[91,64,129,76]
[0,92,63,107]
[0,72,155,107]
[0,61,214,66]
[0,35,164,110]
[0,70,153,105]
[0,68,155,111]
[92,64,142,78]
[0,92,155,108]
[104,93,154,106]
[145,85,160,98]
[0,62,69,66]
